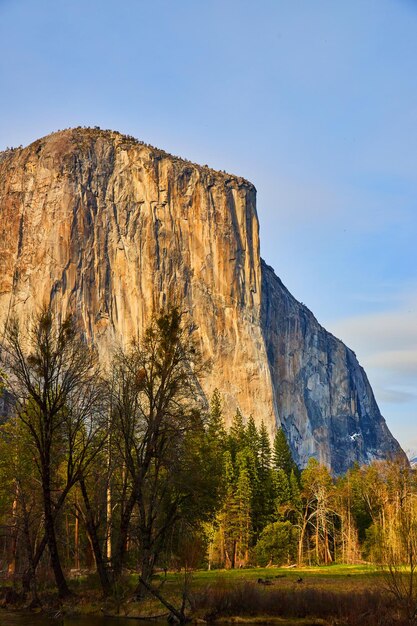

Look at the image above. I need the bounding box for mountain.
[0,127,403,473]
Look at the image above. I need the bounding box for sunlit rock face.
[0,128,277,435]
[0,128,403,471]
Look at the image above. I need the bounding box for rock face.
[260,262,401,473]
[0,128,403,472]
[0,128,277,434]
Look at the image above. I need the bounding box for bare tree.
[109,307,217,611]
[1,307,108,598]
[378,460,417,624]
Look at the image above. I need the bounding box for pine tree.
[234,450,252,565]
[206,389,226,454]
[245,415,260,458]
[252,422,276,539]
[273,468,291,515]
[208,390,225,437]
[228,408,246,462]
[273,428,298,479]
[221,450,239,567]
[259,422,272,476]
[204,391,227,569]
[290,469,302,506]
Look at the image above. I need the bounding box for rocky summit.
[0,128,403,473]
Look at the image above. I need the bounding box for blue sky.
[1,0,416,452]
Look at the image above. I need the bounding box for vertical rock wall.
[0,129,276,433]
[261,261,403,473]
[0,128,404,470]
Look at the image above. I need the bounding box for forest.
[0,306,416,619]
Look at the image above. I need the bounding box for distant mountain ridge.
[0,127,404,472]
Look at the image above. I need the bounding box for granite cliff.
[0,128,402,472]
[261,262,401,473]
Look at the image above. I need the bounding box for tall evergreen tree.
[290,469,302,505]
[234,450,252,565]
[273,428,299,479]
[273,468,291,515]
[206,389,227,456]
[228,408,246,462]
[259,422,272,475]
[221,450,239,567]
[208,390,225,438]
[252,422,276,538]
[246,415,260,458]
[204,390,227,569]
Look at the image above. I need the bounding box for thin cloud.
[330,296,417,354]
[367,350,417,376]
[328,292,417,417]
[376,387,417,405]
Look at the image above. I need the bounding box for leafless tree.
[1,306,108,598]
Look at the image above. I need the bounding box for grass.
[188,564,381,585]
[3,565,410,625]
[147,565,404,625]
[192,581,399,625]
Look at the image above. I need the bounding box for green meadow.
[58,564,395,626]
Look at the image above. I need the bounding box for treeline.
[204,397,416,572]
[0,306,415,606]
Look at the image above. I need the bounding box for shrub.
[255,521,297,566]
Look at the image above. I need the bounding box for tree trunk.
[135,531,156,600]
[8,491,18,576]
[298,513,308,566]
[112,487,137,580]
[44,494,71,597]
[20,497,41,607]
[22,534,47,593]
[22,484,72,591]
[220,523,225,567]
[74,510,80,570]
[79,477,112,596]
[42,463,71,598]
[231,539,237,569]
[106,437,112,563]
[138,576,189,623]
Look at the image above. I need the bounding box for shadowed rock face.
[260,261,402,474]
[0,128,403,472]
